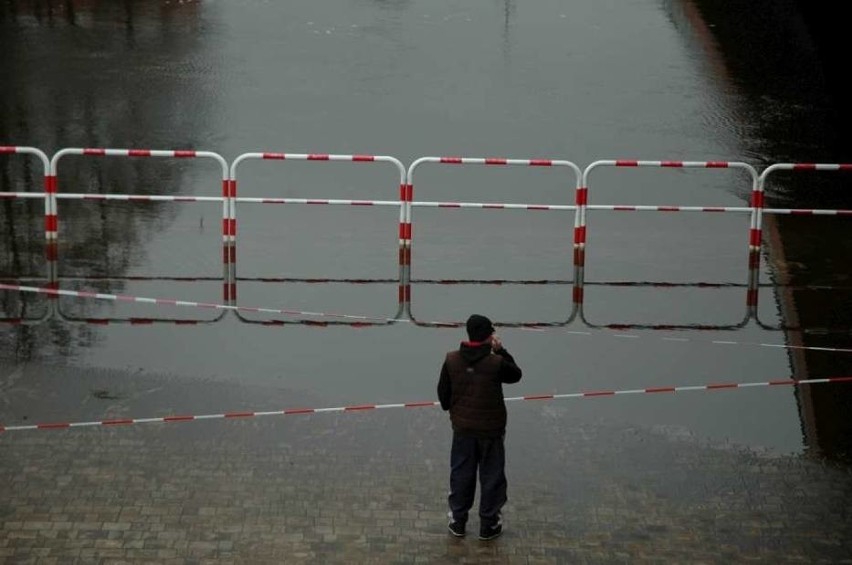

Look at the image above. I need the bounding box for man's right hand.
[490,335,503,352]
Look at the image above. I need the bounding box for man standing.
[437,314,523,541]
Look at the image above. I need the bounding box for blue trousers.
[448,432,507,528]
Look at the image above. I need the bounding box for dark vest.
[444,351,507,436]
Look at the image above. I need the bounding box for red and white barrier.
[405,156,583,318]
[48,148,230,322]
[229,152,407,318]
[581,160,760,318]
[752,163,852,320]
[3,375,850,433]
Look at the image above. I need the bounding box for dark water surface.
[2,0,851,460]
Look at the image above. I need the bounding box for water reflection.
[672,0,852,459]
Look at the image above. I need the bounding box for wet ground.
[2,0,852,562]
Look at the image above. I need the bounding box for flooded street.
[2,0,852,561]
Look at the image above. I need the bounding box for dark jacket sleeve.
[496,349,522,384]
[438,360,452,410]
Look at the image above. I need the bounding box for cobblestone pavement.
[3,394,852,565]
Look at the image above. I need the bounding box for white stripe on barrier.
[235,197,400,206]
[56,194,224,203]
[2,376,850,433]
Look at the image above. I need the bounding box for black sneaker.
[478,523,503,541]
[448,521,466,537]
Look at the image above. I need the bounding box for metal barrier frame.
[3,147,852,332]
[49,148,230,325]
[755,163,852,331]
[405,156,583,328]
[580,159,759,330]
[229,152,407,326]
[0,146,54,324]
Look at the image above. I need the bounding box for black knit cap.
[466,314,495,342]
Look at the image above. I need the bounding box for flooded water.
[2,0,851,462]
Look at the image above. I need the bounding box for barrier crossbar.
[405,156,583,326]
[49,148,230,324]
[228,152,407,324]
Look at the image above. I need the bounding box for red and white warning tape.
[0,282,395,324]
[2,282,852,352]
[2,376,850,433]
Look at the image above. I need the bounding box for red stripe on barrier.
[615,160,639,167]
[0,146,17,154]
[576,187,588,206]
[164,415,195,422]
[128,149,151,157]
[703,207,725,212]
[86,319,110,325]
[645,387,676,393]
[749,228,762,247]
[840,164,852,170]
[528,205,549,211]
[574,226,586,244]
[439,203,460,208]
[707,383,738,390]
[352,155,375,162]
[523,395,555,400]
[263,153,286,160]
[584,391,615,397]
[705,162,729,168]
[174,150,196,158]
[484,204,505,209]
[308,154,329,161]
[285,408,315,415]
[102,419,133,426]
[44,215,58,232]
[658,206,680,212]
[793,164,817,171]
[769,380,796,386]
[661,161,683,167]
[613,206,636,211]
[45,175,57,193]
[529,160,553,166]
[83,148,106,156]
[130,319,154,325]
[485,158,508,165]
[441,157,463,164]
[404,402,436,407]
[572,286,584,303]
[751,191,765,208]
[38,422,70,429]
[344,405,376,411]
[225,412,254,418]
[155,299,178,306]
